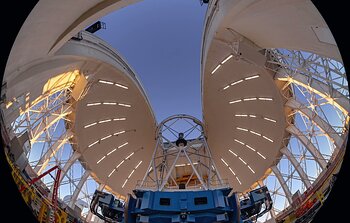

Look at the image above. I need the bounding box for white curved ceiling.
[202,0,341,64]
[74,63,156,195]
[202,40,287,191]
[5,0,141,77]
[5,29,157,197]
[201,0,341,192]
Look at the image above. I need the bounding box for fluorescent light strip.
[96,156,106,164]
[118,142,128,149]
[222,54,233,64]
[103,102,117,105]
[235,176,242,185]
[135,161,143,169]
[125,152,134,160]
[264,117,277,123]
[122,179,128,188]
[113,130,126,136]
[258,97,273,101]
[88,140,99,148]
[236,127,248,132]
[231,80,243,86]
[245,145,256,152]
[118,103,131,108]
[107,148,117,156]
[175,164,186,167]
[223,85,230,90]
[262,135,274,142]
[101,134,112,141]
[84,122,97,128]
[235,114,248,117]
[249,115,256,118]
[244,75,259,80]
[99,119,111,124]
[122,161,143,188]
[228,167,236,175]
[238,157,247,165]
[99,80,114,85]
[221,158,229,166]
[247,165,255,173]
[115,83,128,89]
[250,130,261,136]
[108,169,116,178]
[128,170,135,179]
[257,152,266,159]
[114,118,126,121]
[85,118,125,129]
[229,149,238,157]
[116,160,125,169]
[234,139,245,145]
[211,64,221,74]
[99,80,129,90]
[229,99,242,104]
[243,97,257,101]
[87,102,101,106]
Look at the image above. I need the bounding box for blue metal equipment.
[90,185,272,223]
[126,188,240,223]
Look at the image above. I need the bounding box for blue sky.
[95,0,207,122]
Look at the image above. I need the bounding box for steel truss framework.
[139,114,226,191]
[2,49,349,222]
[3,71,101,218]
[254,49,349,222]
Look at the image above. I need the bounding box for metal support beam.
[183,148,208,190]
[68,170,90,208]
[286,98,344,149]
[34,130,73,174]
[280,147,312,188]
[140,115,224,191]
[159,148,182,191]
[276,69,350,114]
[269,208,277,220]
[30,105,72,143]
[141,139,160,188]
[286,125,327,169]
[58,151,81,184]
[202,138,223,185]
[271,166,293,204]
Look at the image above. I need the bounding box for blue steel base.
[125,188,242,223]
[90,186,271,223]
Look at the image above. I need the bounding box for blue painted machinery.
[90,186,272,223]
[126,188,240,223]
